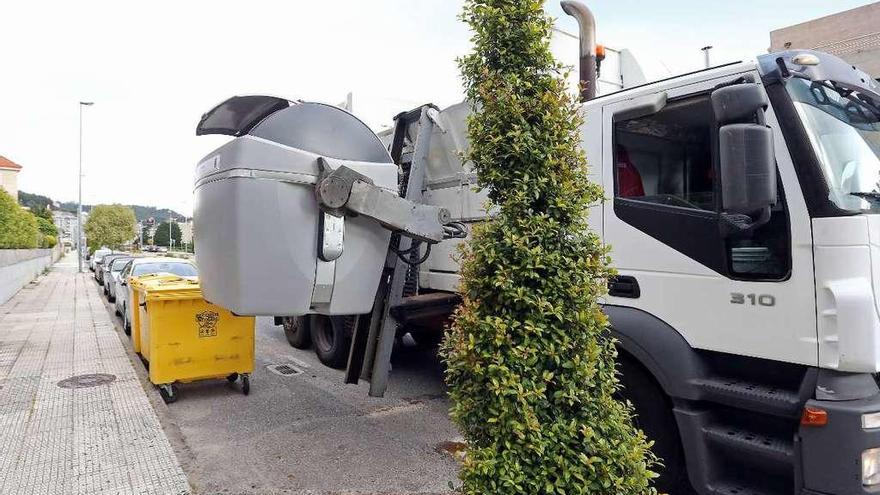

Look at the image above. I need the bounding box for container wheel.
[310,315,354,369]
[241,374,250,395]
[159,384,178,404]
[283,316,311,349]
[226,373,239,383]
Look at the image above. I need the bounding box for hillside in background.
[19,190,185,222]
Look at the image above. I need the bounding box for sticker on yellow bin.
[196,310,220,338]
[136,276,255,404]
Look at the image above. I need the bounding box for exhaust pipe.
[560,0,598,101]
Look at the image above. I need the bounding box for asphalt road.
[100,284,460,495]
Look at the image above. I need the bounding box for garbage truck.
[192,1,880,493]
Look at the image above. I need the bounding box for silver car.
[98,253,128,289]
[114,257,198,335]
[104,256,133,302]
[90,248,111,272]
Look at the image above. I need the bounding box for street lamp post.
[77,101,94,273]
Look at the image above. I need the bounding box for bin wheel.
[226,373,239,383]
[159,384,178,404]
[241,375,250,395]
[283,316,311,349]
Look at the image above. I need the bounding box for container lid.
[196,95,291,137]
[142,276,203,301]
[129,272,182,289]
[195,97,396,189]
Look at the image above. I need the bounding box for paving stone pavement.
[0,253,191,495]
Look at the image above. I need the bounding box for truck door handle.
[608,275,640,298]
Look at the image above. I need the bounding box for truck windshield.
[787,78,880,212]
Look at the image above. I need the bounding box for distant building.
[53,210,78,247]
[0,156,22,200]
[178,219,193,246]
[770,2,880,77]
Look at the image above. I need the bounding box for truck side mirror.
[712,84,777,235]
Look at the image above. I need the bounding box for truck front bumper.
[800,389,880,494]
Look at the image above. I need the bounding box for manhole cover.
[266,364,303,377]
[57,373,116,389]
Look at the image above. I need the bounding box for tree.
[141,224,153,245]
[0,188,39,248]
[442,2,658,494]
[153,221,181,248]
[84,204,137,251]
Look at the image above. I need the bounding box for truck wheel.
[283,316,311,349]
[310,315,353,369]
[409,330,443,349]
[617,356,694,495]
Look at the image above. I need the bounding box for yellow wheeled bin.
[137,276,255,403]
[128,273,180,354]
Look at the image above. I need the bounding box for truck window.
[613,93,790,281]
[614,96,715,210]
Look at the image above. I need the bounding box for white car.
[114,257,198,335]
[90,248,111,272]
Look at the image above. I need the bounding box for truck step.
[711,481,776,495]
[691,377,802,418]
[703,424,793,466]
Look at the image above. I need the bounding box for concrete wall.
[0,246,61,305]
[770,2,880,77]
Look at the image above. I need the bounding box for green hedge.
[442,1,658,494]
[0,188,39,249]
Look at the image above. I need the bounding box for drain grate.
[266,364,303,377]
[57,373,116,389]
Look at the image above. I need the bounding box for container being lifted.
[194,97,451,316]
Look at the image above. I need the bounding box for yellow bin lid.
[141,276,203,302]
[129,272,184,290]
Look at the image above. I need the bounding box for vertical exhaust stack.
[560,0,598,101]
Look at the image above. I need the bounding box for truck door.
[601,72,818,367]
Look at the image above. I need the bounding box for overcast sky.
[1,0,874,215]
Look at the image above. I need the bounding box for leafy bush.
[442,1,658,494]
[42,234,57,249]
[36,216,58,248]
[0,188,39,249]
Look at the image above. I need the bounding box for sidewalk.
[0,252,190,494]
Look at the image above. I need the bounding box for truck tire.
[283,316,311,349]
[408,330,443,349]
[310,315,354,369]
[617,355,694,495]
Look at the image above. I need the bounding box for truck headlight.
[864,412,880,429]
[863,448,880,486]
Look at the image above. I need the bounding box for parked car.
[104,256,133,302]
[95,253,128,286]
[90,248,111,272]
[114,257,198,335]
